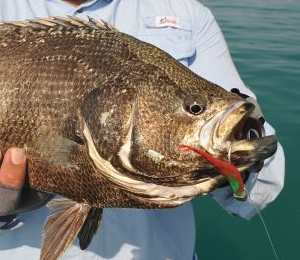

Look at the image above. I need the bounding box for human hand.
[0,148,27,216]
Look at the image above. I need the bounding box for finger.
[0,148,26,188]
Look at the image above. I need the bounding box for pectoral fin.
[27,136,83,170]
[77,207,103,250]
[40,198,91,260]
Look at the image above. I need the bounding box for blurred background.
[193,0,300,259]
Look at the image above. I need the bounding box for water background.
[193,0,300,259]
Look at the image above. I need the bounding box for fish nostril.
[243,102,255,112]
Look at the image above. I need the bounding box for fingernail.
[10,148,26,165]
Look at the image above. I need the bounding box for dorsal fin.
[65,15,95,28]
[87,16,119,32]
[28,18,58,28]
[2,16,119,32]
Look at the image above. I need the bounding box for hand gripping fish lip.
[199,100,277,172]
[0,16,278,260]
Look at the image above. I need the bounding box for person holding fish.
[0,0,285,260]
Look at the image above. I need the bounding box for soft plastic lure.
[180,144,247,200]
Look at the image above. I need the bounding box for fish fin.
[87,16,119,32]
[40,198,91,260]
[26,136,84,169]
[25,134,93,202]
[2,16,119,32]
[77,207,103,250]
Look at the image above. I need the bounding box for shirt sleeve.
[188,6,285,220]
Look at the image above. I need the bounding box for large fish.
[0,17,277,259]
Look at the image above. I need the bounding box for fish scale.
[0,17,277,260]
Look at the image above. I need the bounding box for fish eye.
[184,95,206,115]
[189,102,205,115]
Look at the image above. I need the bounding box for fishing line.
[246,189,280,260]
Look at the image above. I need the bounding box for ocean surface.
[193,0,300,259]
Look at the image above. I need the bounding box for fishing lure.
[180,144,247,200]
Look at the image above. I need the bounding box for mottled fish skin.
[0,17,240,209]
[0,17,278,259]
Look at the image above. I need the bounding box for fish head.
[117,80,277,188]
[80,64,276,198]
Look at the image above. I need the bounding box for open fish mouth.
[200,100,277,173]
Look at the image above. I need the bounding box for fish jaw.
[229,135,277,171]
[199,100,278,172]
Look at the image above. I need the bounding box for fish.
[0,16,277,259]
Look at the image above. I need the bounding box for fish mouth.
[200,100,277,173]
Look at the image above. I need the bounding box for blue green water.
[193,0,300,259]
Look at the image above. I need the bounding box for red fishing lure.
[180,144,247,200]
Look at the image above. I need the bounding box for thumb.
[0,148,27,188]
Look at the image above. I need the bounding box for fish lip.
[199,100,277,171]
[215,101,256,143]
[229,135,277,170]
[199,101,254,154]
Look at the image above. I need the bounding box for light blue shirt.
[0,0,285,260]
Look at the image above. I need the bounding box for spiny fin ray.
[1,16,119,32]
